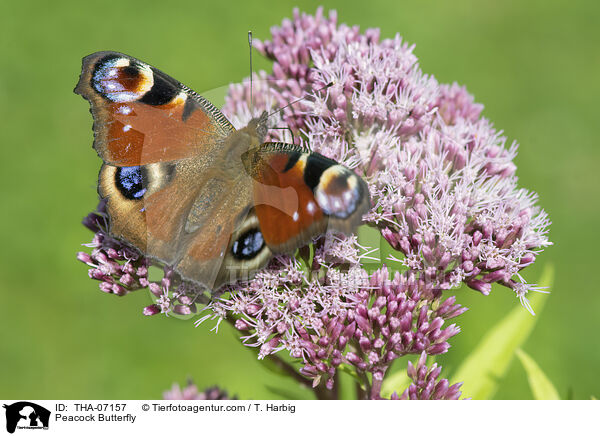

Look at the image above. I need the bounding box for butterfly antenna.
[248,30,253,112]
[269,126,296,144]
[267,81,334,118]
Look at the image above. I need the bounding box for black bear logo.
[3,402,50,434]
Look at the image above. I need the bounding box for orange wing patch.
[101,97,214,166]
[254,152,324,249]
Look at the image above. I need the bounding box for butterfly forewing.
[249,143,370,254]
[74,51,234,166]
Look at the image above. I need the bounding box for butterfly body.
[76,51,369,291]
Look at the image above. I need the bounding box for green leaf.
[452,264,554,399]
[516,349,560,400]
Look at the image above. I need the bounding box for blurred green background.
[1,0,598,400]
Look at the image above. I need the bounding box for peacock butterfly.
[75,51,370,291]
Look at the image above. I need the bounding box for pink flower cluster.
[392,352,463,400]
[78,8,551,399]
[235,7,551,303]
[211,7,551,394]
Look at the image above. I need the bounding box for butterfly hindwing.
[92,108,276,289]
